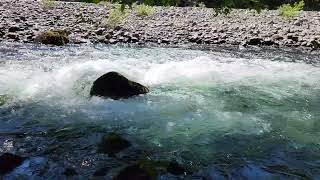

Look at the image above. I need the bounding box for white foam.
[0,49,319,102]
[0,45,319,152]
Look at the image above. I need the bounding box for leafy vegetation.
[197,2,206,8]
[40,0,56,9]
[99,0,113,7]
[135,3,155,17]
[77,0,320,11]
[279,0,304,17]
[65,0,317,16]
[104,5,129,28]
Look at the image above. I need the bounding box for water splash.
[0,43,319,177]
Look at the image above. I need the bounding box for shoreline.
[0,0,320,52]
[2,41,320,65]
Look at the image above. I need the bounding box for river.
[0,43,319,179]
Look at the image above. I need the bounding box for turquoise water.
[0,43,319,179]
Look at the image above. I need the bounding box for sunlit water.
[0,43,319,179]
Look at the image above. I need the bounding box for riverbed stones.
[93,167,110,176]
[35,30,69,46]
[98,133,131,156]
[0,153,25,174]
[247,37,263,45]
[311,39,320,49]
[8,26,23,32]
[7,33,19,40]
[0,0,319,51]
[90,72,149,100]
[63,167,78,176]
[166,161,189,175]
[114,161,157,180]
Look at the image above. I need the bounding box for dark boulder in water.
[114,161,157,180]
[98,133,131,156]
[113,159,191,180]
[0,153,25,174]
[90,72,149,100]
[166,161,190,175]
[35,30,69,46]
[63,167,78,176]
[93,167,110,176]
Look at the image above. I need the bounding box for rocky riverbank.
[1,0,320,49]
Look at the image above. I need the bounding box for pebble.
[0,0,319,51]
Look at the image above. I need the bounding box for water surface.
[0,43,319,179]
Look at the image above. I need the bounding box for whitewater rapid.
[0,43,319,167]
[0,46,318,101]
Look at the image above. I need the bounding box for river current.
[0,43,319,179]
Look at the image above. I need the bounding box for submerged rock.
[90,72,149,100]
[114,161,157,180]
[113,159,190,179]
[63,167,78,176]
[166,161,189,175]
[35,30,69,46]
[0,153,25,174]
[93,167,110,176]
[98,133,131,156]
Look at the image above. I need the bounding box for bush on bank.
[68,0,320,10]
[279,0,305,17]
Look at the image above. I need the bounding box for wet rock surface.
[0,0,319,51]
[98,132,131,156]
[90,72,149,100]
[166,161,190,175]
[114,161,158,180]
[0,153,25,174]
[35,29,69,46]
[93,167,110,176]
[63,167,78,176]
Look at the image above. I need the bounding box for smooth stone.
[90,72,149,100]
[247,37,263,45]
[8,26,23,32]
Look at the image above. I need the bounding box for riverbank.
[0,0,320,51]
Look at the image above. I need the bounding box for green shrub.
[99,0,113,7]
[197,2,206,8]
[279,0,304,17]
[104,5,129,28]
[40,0,56,9]
[135,4,155,17]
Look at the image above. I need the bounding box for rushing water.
[0,43,319,179]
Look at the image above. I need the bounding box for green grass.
[99,0,113,7]
[104,5,129,28]
[135,3,155,17]
[197,2,206,8]
[279,0,304,17]
[40,0,56,9]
